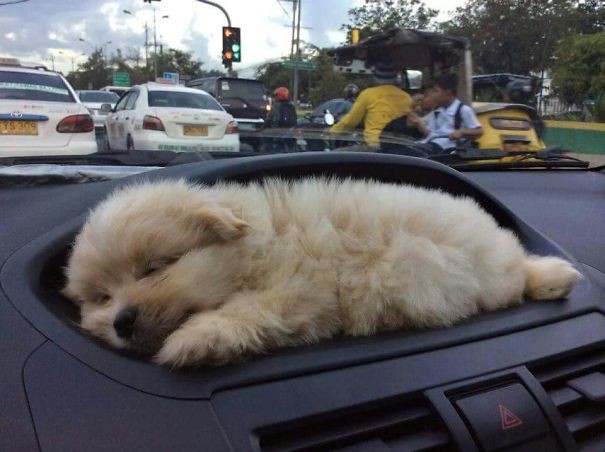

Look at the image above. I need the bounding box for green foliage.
[442,0,605,75]
[66,47,223,90]
[255,45,374,106]
[66,49,111,90]
[551,32,605,108]
[308,51,348,106]
[342,0,438,41]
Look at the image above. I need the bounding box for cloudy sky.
[0,0,466,77]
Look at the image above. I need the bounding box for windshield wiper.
[0,149,261,168]
[431,147,590,170]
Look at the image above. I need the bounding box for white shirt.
[421,99,481,150]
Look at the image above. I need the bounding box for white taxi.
[0,59,97,157]
[105,83,240,152]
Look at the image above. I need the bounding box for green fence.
[544,121,605,155]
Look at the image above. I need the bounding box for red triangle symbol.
[499,404,523,430]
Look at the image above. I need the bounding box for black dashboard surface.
[1,153,604,451]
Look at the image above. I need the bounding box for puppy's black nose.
[113,307,138,338]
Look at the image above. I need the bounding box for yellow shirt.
[330,85,413,145]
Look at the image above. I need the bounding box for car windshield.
[219,79,265,100]
[148,90,223,110]
[79,91,119,103]
[0,1,602,171]
[0,71,73,102]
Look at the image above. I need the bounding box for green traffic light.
[232,44,240,52]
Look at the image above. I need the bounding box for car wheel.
[127,135,135,151]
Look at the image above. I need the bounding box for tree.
[153,49,206,79]
[66,49,111,90]
[442,0,605,75]
[551,32,605,107]
[342,0,438,41]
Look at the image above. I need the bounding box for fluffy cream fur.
[63,178,582,367]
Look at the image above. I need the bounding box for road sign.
[283,60,316,71]
[163,72,179,85]
[112,71,130,87]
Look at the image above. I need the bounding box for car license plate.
[183,125,208,136]
[0,120,38,136]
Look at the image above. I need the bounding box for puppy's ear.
[194,205,250,241]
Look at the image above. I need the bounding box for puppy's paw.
[154,318,244,368]
[524,256,583,300]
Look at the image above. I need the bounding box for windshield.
[0,71,73,102]
[0,1,602,170]
[78,91,119,103]
[219,79,265,100]
[147,90,223,110]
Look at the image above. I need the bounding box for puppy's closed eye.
[98,294,110,303]
[140,257,179,279]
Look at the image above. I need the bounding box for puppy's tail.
[523,255,582,300]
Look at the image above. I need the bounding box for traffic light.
[351,28,360,44]
[222,26,241,65]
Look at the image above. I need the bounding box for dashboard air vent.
[531,349,605,451]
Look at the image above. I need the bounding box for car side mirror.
[100,103,113,113]
[324,110,335,126]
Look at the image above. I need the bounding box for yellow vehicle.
[473,103,544,152]
[329,29,587,168]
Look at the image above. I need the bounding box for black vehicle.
[472,73,539,107]
[187,77,270,133]
[297,98,346,127]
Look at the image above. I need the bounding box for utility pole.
[153,7,158,80]
[293,0,302,105]
[290,0,297,59]
[144,21,149,68]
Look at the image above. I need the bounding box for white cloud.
[0,0,465,75]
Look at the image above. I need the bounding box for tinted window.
[78,91,120,103]
[0,71,74,102]
[147,90,222,110]
[125,91,139,109]
[218,79,265,100]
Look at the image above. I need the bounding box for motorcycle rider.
[333,83,360,121]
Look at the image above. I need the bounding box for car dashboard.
[1,153,604,452]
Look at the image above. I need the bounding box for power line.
[275,0,292,22]
[0,0,30,5]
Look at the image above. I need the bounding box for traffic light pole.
[194,0,234,75]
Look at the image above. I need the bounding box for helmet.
[343,83,359,100]
[274,87,290,101]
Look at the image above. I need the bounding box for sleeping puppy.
[63,178,582,368]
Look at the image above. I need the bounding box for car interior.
[1,152,604,451]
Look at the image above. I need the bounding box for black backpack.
[454,102,468,129]
[275,102,297,128]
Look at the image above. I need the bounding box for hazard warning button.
[455,384,552,451]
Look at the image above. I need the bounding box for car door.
[106,92,130,150]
